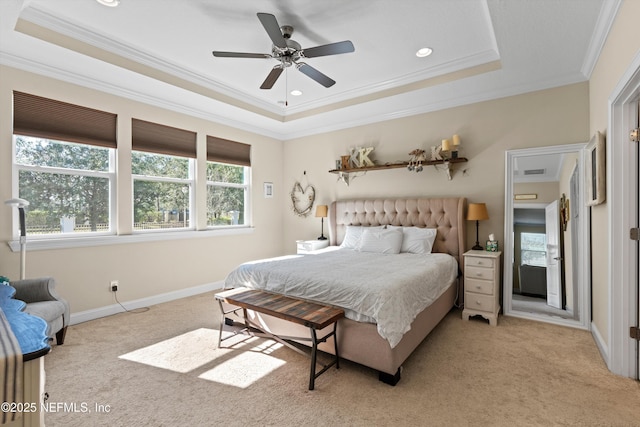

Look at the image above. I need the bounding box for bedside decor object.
[585,130,605,206]
[486,240,499,251]
[315,205,328,240]
[4,198,29,279]
[467,203,489,250]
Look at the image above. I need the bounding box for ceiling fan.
[212,13,354,89]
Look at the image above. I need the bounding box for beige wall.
[283,83,590,254]
[0,66,285,314]
[588,0,640,346]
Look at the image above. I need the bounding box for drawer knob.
[475,300,481,305]
[475,285,481,289]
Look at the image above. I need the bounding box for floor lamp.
[5,198,29,279]
[466,203,489,251]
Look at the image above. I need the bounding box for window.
[131,119,196,232]
[12,92,117,237]
[206,136,251,227]
[206,162,248,226]
[15,136,114,235]
[521,232,546,267]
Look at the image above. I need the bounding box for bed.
[222,197,466,384]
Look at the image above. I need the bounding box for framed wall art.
[585,131,605,206]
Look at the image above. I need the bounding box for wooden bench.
[215,287,345,390]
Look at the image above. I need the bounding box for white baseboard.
[591,321,609,366]
[70,281,224,325]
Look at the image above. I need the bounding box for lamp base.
[471,244,483,250]
[317,236,327,241]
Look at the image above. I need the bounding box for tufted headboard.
[329,198,467,269]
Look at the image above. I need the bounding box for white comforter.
[223,248,458,348]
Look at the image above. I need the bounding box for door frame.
[608,51,640,378]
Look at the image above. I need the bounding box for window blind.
[206,135,251,166]
[132,118,196,158]
[13,91,117,148]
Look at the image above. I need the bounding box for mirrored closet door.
[503,144,591,329]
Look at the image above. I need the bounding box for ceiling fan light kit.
[212,12,354,90]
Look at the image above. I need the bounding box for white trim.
[70,280,224,325]
[580,0,622,79]
[503,144,591,330]
[607,49,640,378]
[7,226,254,252]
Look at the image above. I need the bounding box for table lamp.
[5,198,29,279]
[466,203,489,250]
[315,205,328,240]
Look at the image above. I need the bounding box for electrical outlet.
[110,280,119,292]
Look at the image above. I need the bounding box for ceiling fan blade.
[297,63,335,88]
[257,13,287,49]
[260,66,284,89]
[212,51,271,59]
[303,41,355,58]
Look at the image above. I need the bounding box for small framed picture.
[263,182,273,198]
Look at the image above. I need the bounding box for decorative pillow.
[357,228,404,254]
[388,226,438,254]
[340,225,384,249]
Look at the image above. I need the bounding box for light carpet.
[43,292,640,426]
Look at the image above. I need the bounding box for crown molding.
[580,0,622,79]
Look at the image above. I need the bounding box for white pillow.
[340,225,384,249]
[357,228,403,254]
[388,226,438,254]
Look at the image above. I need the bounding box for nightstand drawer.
[465,278,494,295]
[296,239,329,254]
[465,257,495,269]
[465,265,495,281]
[464,292,496,313]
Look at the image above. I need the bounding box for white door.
[545,200,562,309]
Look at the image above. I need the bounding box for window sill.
[6,227,254,252]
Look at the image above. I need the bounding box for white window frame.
[131,152,195,233]
[206,163,251,229]
[12,135,116,239]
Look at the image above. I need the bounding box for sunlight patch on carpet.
[198,349,286,388]
[119,328,222,373]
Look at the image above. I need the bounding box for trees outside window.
[14,136,113,235]
[207,162,248,226]
[132,151,193,230]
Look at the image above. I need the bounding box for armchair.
[10,277,70,345]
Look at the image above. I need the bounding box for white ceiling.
[0,0,618,140]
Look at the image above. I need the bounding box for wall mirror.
[503,143,591,330]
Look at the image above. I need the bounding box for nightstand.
[296,239,329,254]
[462,250,502,326]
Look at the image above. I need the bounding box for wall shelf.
[329,157,468,185]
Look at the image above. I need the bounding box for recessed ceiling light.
[416,47,433,58]
[96,0,120,7]
[290,90,303,96]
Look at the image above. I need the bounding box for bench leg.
[309,329,318,390]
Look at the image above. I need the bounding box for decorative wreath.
[290,181,316,217]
